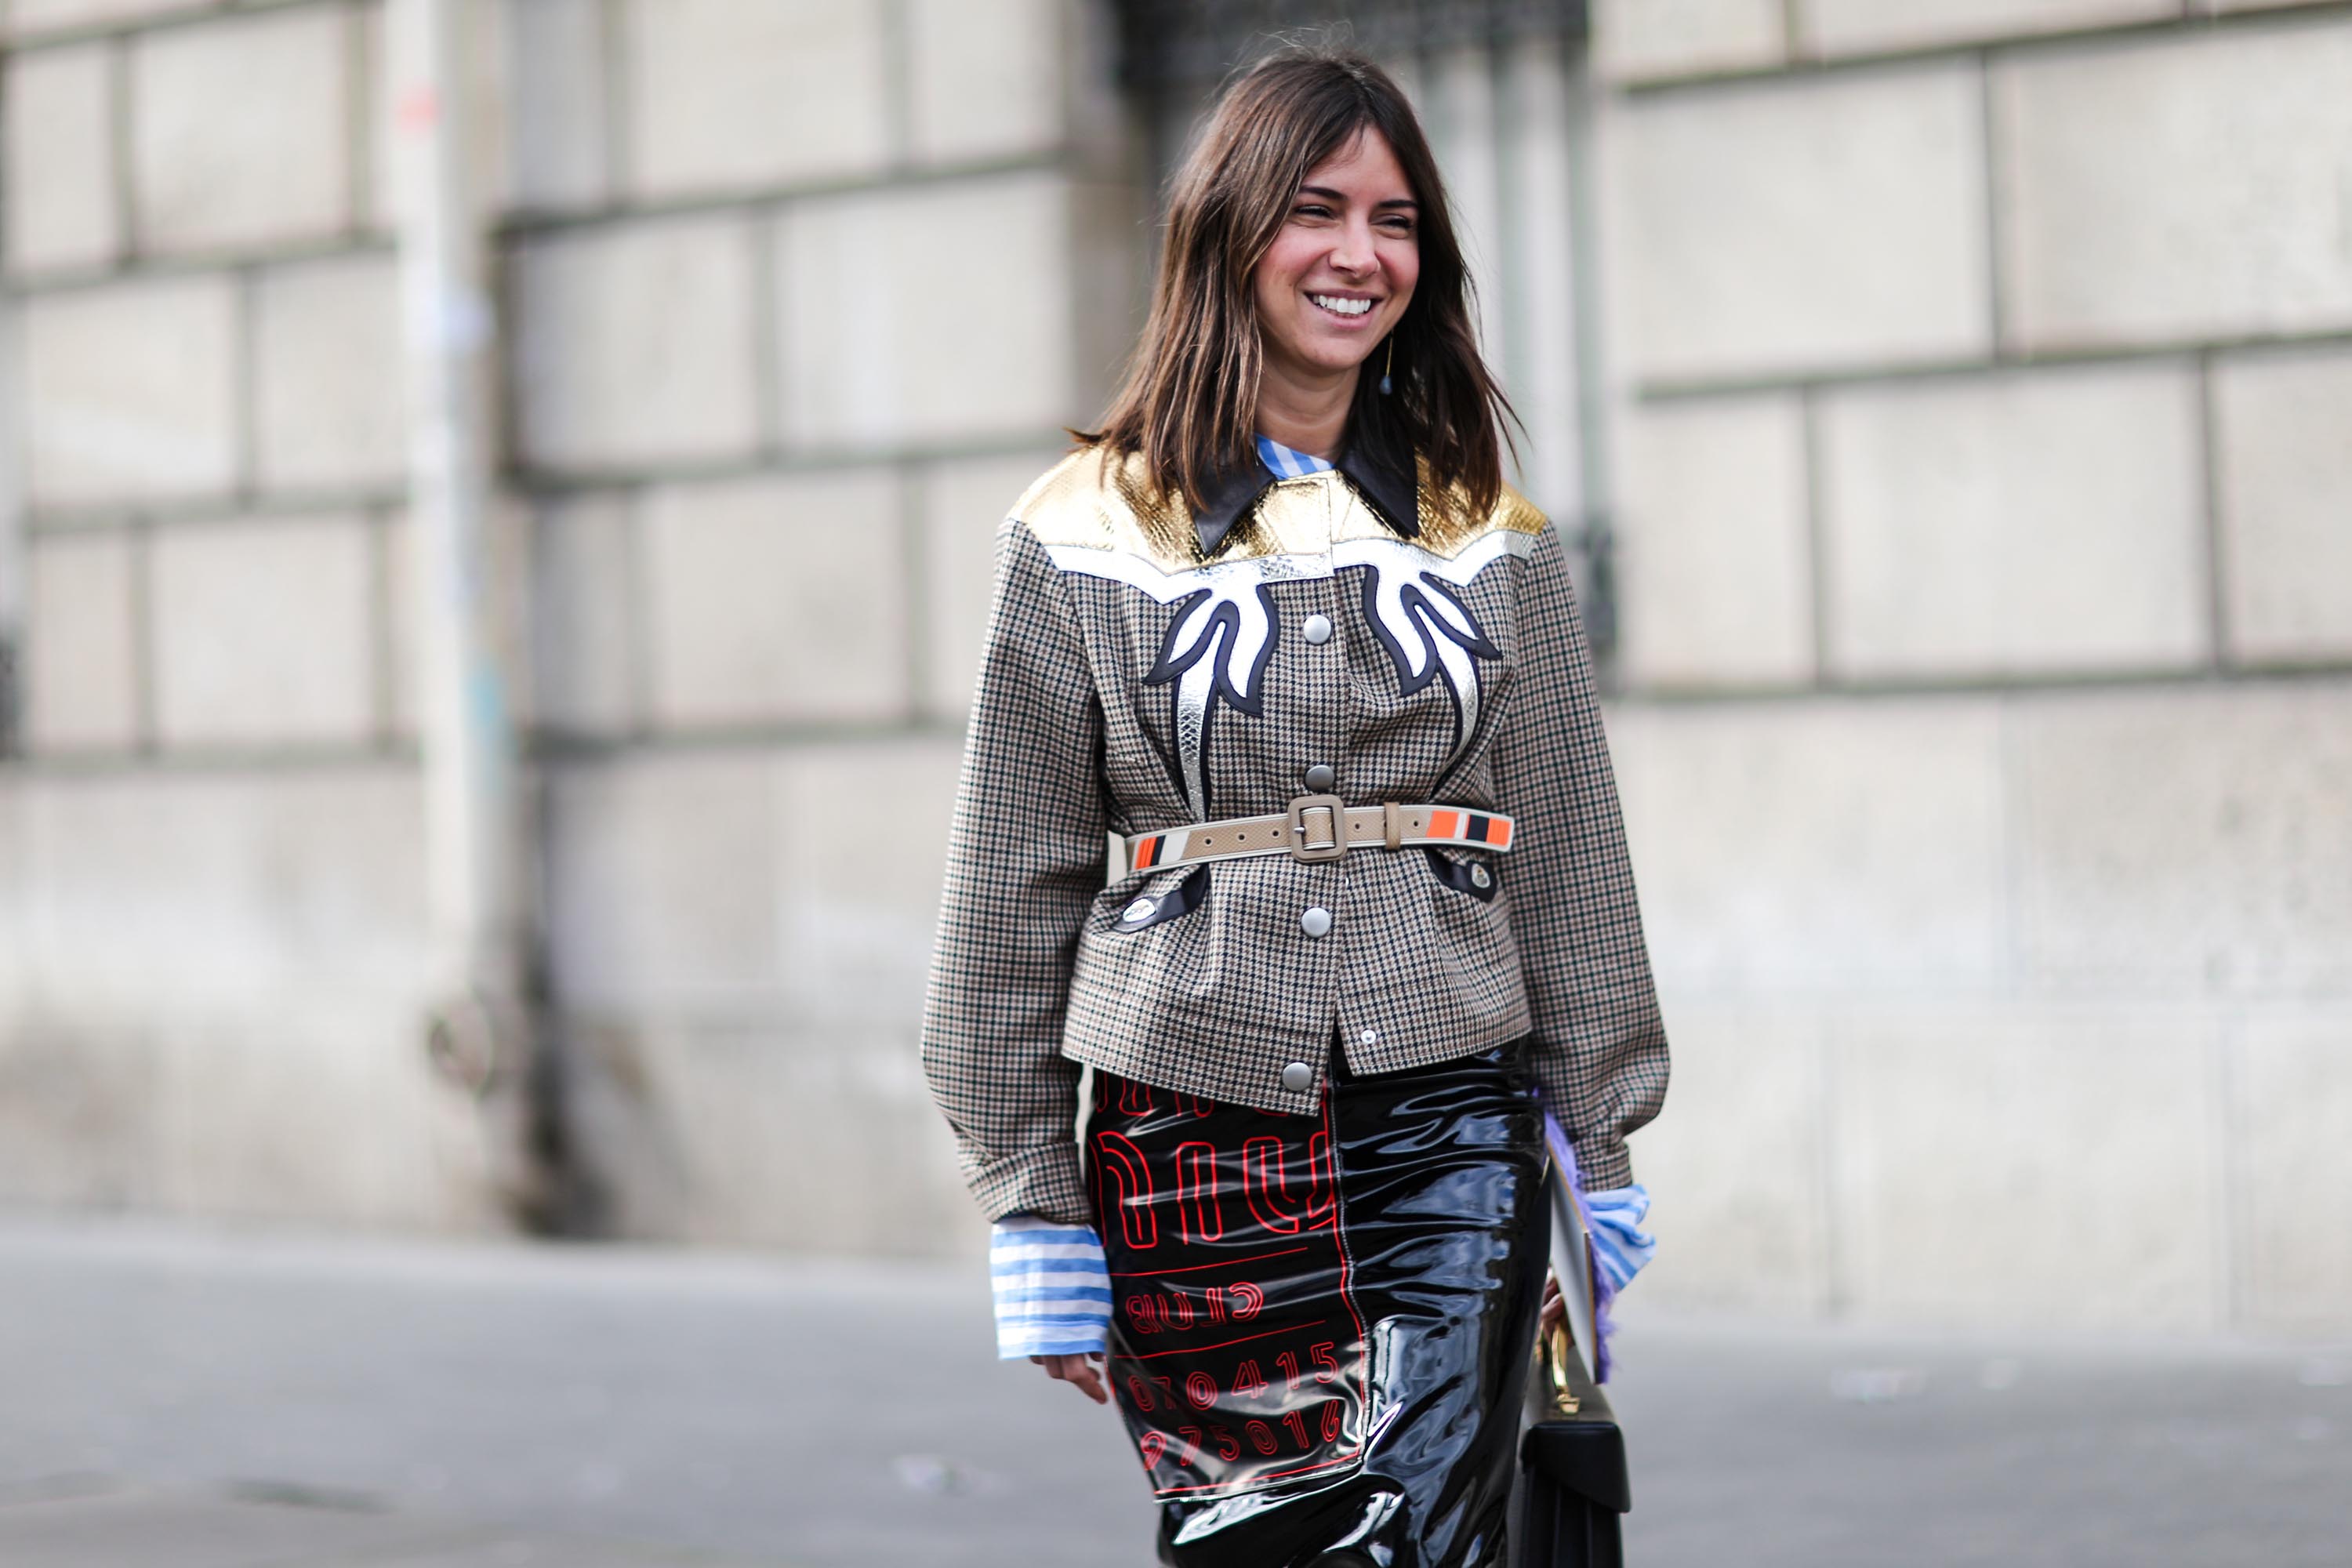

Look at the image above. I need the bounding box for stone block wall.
[0,0,484,1228]
[491,0,1133,1254]
[1592,0,2352,1332]
[0,0,1137,1252]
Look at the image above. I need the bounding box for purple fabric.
[1539,1105,1617,1383]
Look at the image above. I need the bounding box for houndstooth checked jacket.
[919,428,1670,1226]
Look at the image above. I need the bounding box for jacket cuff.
[969,1142,1091,1228]
[990,1217,1111,1359]
[1573,1137,1635,1193]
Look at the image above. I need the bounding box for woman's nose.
[1329,223,1377,275]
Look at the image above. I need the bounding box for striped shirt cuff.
[989,1216,1111,1360]
[1584,1184,1656,1294]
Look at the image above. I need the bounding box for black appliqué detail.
[1142,583,1279,818]
[1144,585,1277,711]
[1422,848,1499,902]
[1112,866,1210,931]
[1346,562,1504,759]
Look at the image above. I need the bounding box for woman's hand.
[1539,1269,1565,1340]
[1031,1351,1109,1404]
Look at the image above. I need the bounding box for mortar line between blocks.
[1617,5,2352,97]
[897,461,930,725]
[366,503,399,750]
[129,513,158,753]
[2194,350,2233,674]
[748,215,784,462]
[596,0,630,206]
[1798,385,1833,686]
[233,266,261,506]
[619,481,653,742]
[1976,51,2007,355]
[342,0,372,240]
[881,0,916,172]
[107,32,138,262]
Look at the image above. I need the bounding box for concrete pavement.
[0,1212,2343,1566]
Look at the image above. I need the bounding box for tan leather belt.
[1123,795,1515,875]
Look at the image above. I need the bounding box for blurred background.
[0,1,2347,1563]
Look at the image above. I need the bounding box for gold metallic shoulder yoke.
[1014,442,1548,571]
[1014,445,1206,569]
[1413,461,1548,558]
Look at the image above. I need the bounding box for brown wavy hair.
[1089,46,1515,517]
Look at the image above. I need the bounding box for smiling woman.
[921,43,1668,1568]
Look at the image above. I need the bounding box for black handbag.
[1514,1170,1631,1567]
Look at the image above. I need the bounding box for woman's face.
[1251,127,1421,386]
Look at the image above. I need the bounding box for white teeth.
[1311,294,1373,317]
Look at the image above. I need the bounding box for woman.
[920,46,1668,1568]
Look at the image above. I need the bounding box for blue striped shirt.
[1255,433,1336,477]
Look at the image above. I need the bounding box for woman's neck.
[1254,356,1359,460]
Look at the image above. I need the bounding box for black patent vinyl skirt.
[1087,1040,1547,1568]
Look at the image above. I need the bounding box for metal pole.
[385,0,541,1215]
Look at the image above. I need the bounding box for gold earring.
[1379,336,1394,395]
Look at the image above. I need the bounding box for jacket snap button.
[1359,1027,1378,1046]
[1471,864,1490,888]
[1303,763,1335,791]
[1301,614,1334,645]
[1280,1061,1313,1092]
[1300,906,1333,938]
[1121,897,1156,925]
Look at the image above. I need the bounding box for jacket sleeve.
[920,515,1109,1225]
[1488,521,1670,1192]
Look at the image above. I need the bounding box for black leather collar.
[1190,418,1421,557]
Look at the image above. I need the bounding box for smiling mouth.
[1309,293,1376,319]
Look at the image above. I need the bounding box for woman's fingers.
[1067,1353,1109,1404]
[1032,1352,1109,1404]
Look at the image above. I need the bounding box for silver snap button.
[1121,897,1157,924]
[1300,906,1333,938]
[1470,864,1490,888]
[1303,763,1335,791]
[1359,1027,1378,1046]
[1280,1061,1313,1092]
[1301,614,1334,645]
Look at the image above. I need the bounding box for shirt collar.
[1190,417,1421,556]
[1255,434,1333,477]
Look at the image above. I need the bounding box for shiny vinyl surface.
[1089,1044,1546,1567]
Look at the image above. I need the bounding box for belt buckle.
[1286,793,1347,863]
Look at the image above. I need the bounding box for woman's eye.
[1292,203,1334,220]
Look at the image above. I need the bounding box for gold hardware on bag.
[1542,1319,1581,1416]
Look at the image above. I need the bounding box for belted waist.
[1123,796,1516,876]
